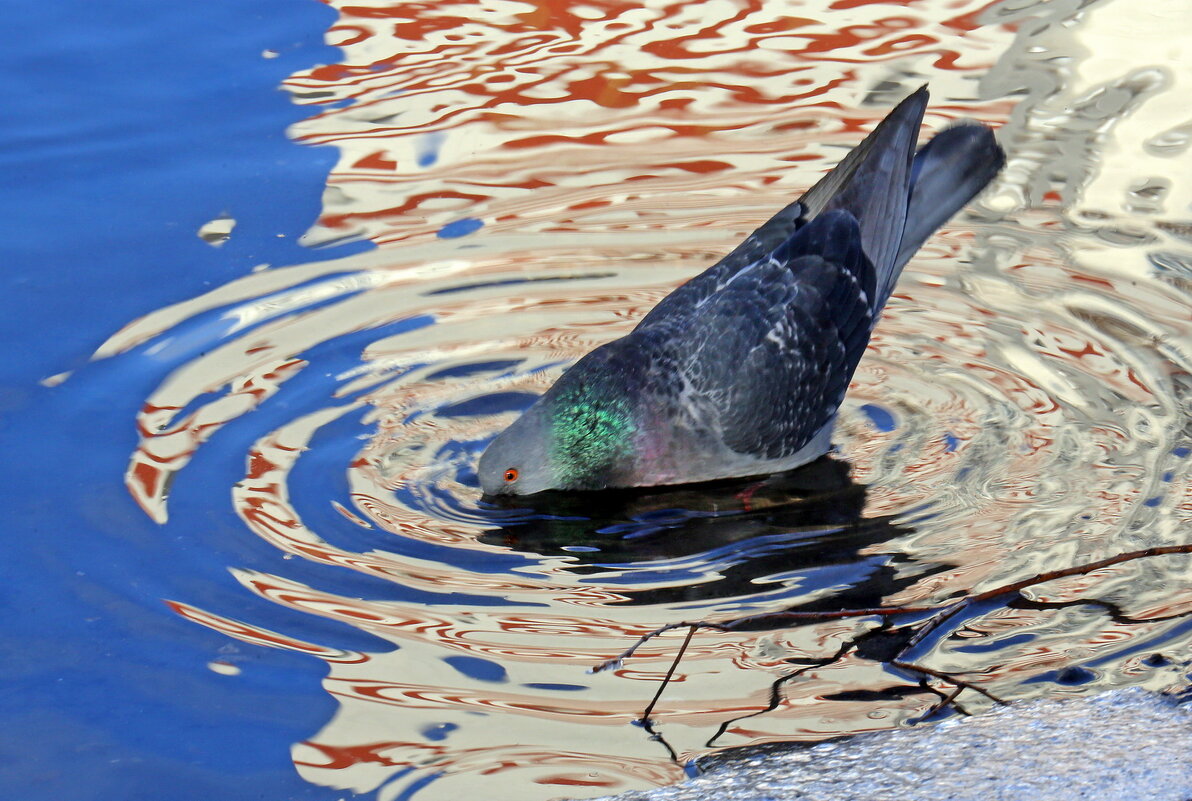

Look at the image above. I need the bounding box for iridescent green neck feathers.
[549,382,637,488]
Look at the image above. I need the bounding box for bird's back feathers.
[799,85,925,305]
[479,87,1004,494]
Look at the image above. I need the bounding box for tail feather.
[798,87,1004,314]
[798,85,927,307]
[892,123,1005,296]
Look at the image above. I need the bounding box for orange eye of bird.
[503,468,519,483]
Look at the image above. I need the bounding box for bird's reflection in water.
[479,457,953,611]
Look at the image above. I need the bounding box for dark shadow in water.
[479,457,954,609]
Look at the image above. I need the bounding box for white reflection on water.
[92,0,1191,798]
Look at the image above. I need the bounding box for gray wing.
[638,86,928,332]
[639,210,876,461]
[621,89,1001,462]
[799,86,925,292]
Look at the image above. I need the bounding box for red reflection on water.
[166,600,365,662]
[101,0,1192,797]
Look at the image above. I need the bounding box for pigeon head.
[478,354,640,496]
[477,402,556,495]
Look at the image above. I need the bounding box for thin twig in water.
[640,624,698,724]
[592,621,727,673]
[598,544,1192,670]
[596,543,1192,728]
[890,659,1005,706]
[901,544,1192,653]
[705,639,859,748]
[910,681,968,723]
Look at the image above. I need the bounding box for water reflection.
[79,0,1192,798]
[480,458,940,610]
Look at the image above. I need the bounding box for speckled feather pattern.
[478,87,1004,495]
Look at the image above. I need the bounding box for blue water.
[1,2,369,797]
[7,2,1192,799]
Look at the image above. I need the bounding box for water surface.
[5,0,1191,799]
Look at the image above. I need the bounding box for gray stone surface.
[590,689,1192,801]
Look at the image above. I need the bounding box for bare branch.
[597,543,1192,729]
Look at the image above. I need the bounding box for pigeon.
[478,86,1003,496]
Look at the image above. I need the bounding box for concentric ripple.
[88,0,1192,798]
[96,211,1191,799]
